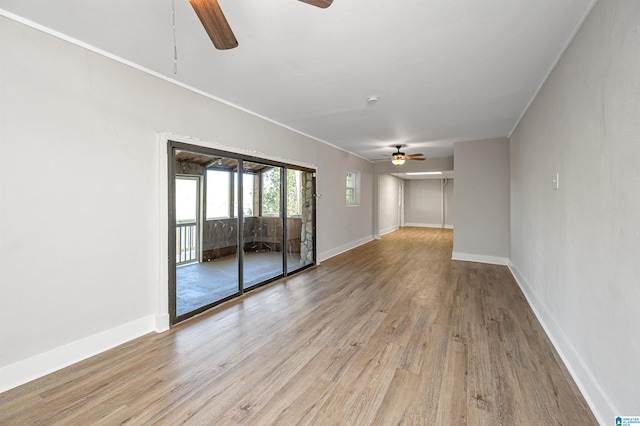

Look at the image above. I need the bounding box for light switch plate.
[552,173,560,190]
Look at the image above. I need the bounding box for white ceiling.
[0,0,595,162]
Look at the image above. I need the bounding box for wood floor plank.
[371,367,422,425]
[435,337,469,425]
[466,323,495,425]
[0,228,597,425]
[408,323,451,423]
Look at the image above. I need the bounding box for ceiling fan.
[189,0,334,50]
[391,145,425,165]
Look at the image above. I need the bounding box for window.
[234,172,255,216]
[206,169,258,219]
[205,169,231,219]
[346,171,360,206]
[261,167,281,216]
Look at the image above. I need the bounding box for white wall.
[509,0,640,422]
[405,180,440,227]
[444,179,454,226]
[453,138,510,265]
[0,16,374,391]
[377,174,401,235]
[404,179,454,229]
[315,144,374,260]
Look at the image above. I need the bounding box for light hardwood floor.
[0,228,596,425]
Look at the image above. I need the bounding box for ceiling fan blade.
[298,0,334,8]
[406,153,424,157]
[189,0,238,50]
[408,157,426,161]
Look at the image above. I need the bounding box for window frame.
[346,170,360,206]
[204,168,233,220]
[234,171,256,218]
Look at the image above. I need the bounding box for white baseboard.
[0,315,157,393]
[404,223,454,230]
[405,222,441,228]
[508,263,609,426]
[379,226,399,236]
[319,235,374,262]
[451,251,509,266]
[155,313,170,332]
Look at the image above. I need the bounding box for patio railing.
[176,222,197,265]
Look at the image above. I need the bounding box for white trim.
[157,135,170,331]
[508,262,609,426]
[379,225,399,236]
[159,133,317,171]
[444,224,454,230]
[0,9,372,164]
[346,170,361,207]
[507,0,598,138]
[451,252,509,266]
[0,315,156,393]
[319,235,374,262]
[155,313,170,333]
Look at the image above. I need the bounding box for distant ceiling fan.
[391,145,425,165]
[189,0,334,50]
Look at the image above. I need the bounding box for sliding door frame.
[168,141,317,325]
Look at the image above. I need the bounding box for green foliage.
[262,167,280,216]
[287,169,302,216]
[261,168,304,216]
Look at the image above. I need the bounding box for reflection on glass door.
[242,162,284,289]
[174,149,240,318]
[287,169,315,274]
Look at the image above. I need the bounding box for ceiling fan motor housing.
[393,145,405,160]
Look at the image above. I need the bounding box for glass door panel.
[287,169,315,273]
[242,162,284,289]
[175,177,199,266]
[174,149,240,318]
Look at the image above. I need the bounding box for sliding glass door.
[242,162,284,289]
[173,150,240,318]
[169,142,316,324]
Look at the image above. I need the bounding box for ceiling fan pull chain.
[172,0,178,74]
